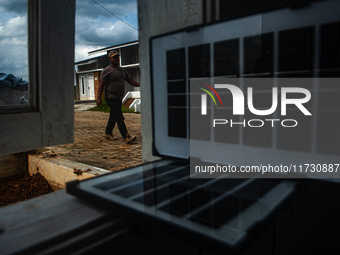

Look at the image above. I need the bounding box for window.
[188,44,210,78]
[166,48,187,138]
[278,26,314,77]
[81,76,85,95]
[151,0,340,165]
[214,39,239,77]
[0,1,30,109]
[243,33,273,76]
[320,21,340,77]
[0,0,75,155]
[120,44,139,66]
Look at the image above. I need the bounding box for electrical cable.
[91,0,138,31]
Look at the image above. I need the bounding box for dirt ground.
[0,173,54,207]
[0,109,142,207]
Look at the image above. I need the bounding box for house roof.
[74,56,100,65]
[88,40,139,56]
[75,59,97,66]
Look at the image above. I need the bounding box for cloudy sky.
[0,0,138,81]
[75,0,138,61]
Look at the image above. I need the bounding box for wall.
[138,0,203,162]
[0,0,75,177]
[124,67,140,93]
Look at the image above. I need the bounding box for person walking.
[96,50,140,144]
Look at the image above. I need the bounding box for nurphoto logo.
[197,81,312,128]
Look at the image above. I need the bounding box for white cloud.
[75,11,138,62]
[0,14,28,79]
[75,44,104,63]
[0,18,27,48]
[0,0,138,77]
[5,16,27,35]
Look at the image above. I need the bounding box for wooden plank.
[0,190,114,254]
[0,154,26,178]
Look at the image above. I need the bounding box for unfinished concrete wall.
[28,154,110,190]
[0,154,27,178]
[0,0,75,177]
[137,0,321,163]
[138,0,203,162]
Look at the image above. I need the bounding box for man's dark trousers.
[105,97,128,139]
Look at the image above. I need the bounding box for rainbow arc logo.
[194,80,312,129]
[198,82,222,115]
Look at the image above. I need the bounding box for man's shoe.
[125,134,137,144]
[105,134,117,141]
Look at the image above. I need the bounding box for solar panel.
[67,159,299,253]
[66,2,340,253]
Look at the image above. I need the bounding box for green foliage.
[121,105,138,113]
[87,97,110,113]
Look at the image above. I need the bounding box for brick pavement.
[45,108,142,171]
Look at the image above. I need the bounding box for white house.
[74,41,140,107]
